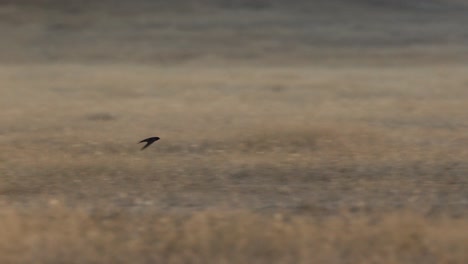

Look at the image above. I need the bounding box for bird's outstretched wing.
[138,137,160,150]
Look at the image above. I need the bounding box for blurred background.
[2,0,468,64]
[1,1,468,263]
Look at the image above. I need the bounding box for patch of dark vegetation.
[85,113,116,122]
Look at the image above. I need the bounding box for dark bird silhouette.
[138,137,160,150]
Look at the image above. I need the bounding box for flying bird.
[138,137,160,150]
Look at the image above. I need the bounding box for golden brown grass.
[1,63,467,263]
[1,206,467,264]
[1,1,468,263]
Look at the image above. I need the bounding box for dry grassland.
[1,0,468,263]
[1,63,467,263]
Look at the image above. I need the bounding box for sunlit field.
[1,1,468,263]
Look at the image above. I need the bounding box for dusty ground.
[0,0,468,263]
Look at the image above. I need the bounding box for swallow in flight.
[138,137,160,150]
